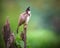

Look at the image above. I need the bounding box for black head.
[26,7,30,11]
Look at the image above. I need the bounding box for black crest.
[26,7,30,11]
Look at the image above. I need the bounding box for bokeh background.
[0,0,60,48]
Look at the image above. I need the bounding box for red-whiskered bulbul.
[17,7,31,33]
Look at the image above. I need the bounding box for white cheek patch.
[28,11,31,14]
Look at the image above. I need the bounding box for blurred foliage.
[15,33,24,48]
[27,29,58,48]
[0,0,60,48]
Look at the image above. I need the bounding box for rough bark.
[2,19,15,48]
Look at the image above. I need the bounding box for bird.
[17,7,31,33]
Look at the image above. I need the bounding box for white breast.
[26,16,30,24]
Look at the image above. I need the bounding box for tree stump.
[2,18,15,48]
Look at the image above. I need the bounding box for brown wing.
[17,16,25,33]
[19,18,25,26]
[18,15,26,26]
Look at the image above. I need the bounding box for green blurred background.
[0,0,60,48]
